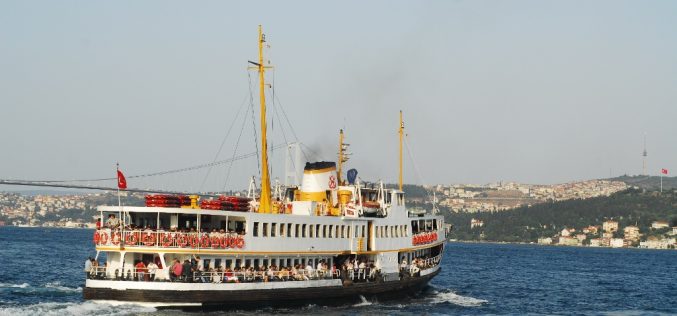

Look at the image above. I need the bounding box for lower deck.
[84,266,441,308]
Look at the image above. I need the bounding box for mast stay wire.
[271,84,309,162]
[198,88,250,192]
[248,70,262,180]
[404,134,433,202]
[0,145,287,188]
[223,92,253,191]
[270,74,294,174]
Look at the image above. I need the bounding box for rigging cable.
[404,135,433,203]
[2,145,287,185]
[198,90,250,192]
[248,70,261,181]
[223,91,253,191]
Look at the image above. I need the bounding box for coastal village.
[536,220,677,250]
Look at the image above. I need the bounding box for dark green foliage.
[441,188,677,242]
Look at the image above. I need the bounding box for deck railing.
[93,229,245,249]
[400,253,442,275]
[86,266,345,283]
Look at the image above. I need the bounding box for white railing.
[92,229,246,249]
[400,253,442,275]
[86,266,341,283]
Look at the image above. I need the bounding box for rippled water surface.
[1,227,675,315]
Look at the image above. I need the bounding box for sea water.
[0,227,675,315]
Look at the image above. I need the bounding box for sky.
[1,0,676,192]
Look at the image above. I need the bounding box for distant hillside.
[442,188,677,243]
[610,175,677,190]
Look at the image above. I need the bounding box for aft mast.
[399,110,404,191]
[252,25,272,213]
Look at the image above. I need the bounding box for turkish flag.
[661,168,668,175]
[117,170,127,189]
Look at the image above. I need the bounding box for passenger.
[147,261,158,281]
[134,260,146,281]
[400,259,408,271]
[84,257,93,279]
[106,214,119,229]
[170,259,182,281]
[304,263,313,280]
[181,260,192,282]
[95,218,101,230]
[91,259,99,276]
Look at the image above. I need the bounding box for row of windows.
[253,222,367,239]
[411,219,439,233]
[375,225,409,238]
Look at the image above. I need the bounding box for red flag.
[661,168,668,175]
[117,170,127,189]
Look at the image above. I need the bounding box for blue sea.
[0,226,675,315]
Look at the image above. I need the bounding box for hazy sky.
[1,1,675,192]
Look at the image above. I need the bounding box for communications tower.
[642,133,647,176]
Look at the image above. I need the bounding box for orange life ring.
[143,233,156,246]
[111,231,121,245]
[125,232,138,245]
[234,237,244,249]
[99,232,109,245]
[177,234,189,247]
[220,236,229,248]
[200,235,210,248]
[93,231,100,244]
[160,233,173,247]
[210,236,221,248]
[190,235,200,248]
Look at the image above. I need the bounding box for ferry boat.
[83,26,446,308]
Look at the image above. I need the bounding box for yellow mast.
[257,25,271,213]
[399,110,404,191]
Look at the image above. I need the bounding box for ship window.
[309,225,314,238]
[262,223,269,237]
[433,219,438,230]
[316,224,321,238]
[287,223,293,237]
[385,226,389,238]
[362,225,366,238]
[295,224,300,238]
[394,226,398,238]
[322,225,327,238]
[355,226,359,238]
[347,226,351,239]
[271,223,277,237]
[253,222,259,237]
[279,223,285,237]
[302,224,307,238]
[329,225,334,238]
[341,225,346,238]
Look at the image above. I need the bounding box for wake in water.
[425,287,488,307]
[0,282,81,294]
[0,301,155,316]
[353,295,373,307]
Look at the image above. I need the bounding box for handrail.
[93,229,246,249]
